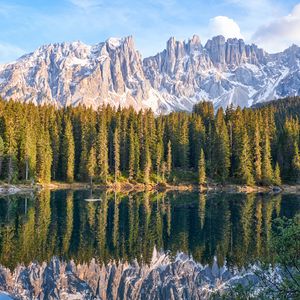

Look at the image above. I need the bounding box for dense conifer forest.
[0,97,299,186]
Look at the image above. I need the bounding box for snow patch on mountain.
[0,35,299,114]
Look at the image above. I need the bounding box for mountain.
[0,250,259,300]
[0,35,299,114]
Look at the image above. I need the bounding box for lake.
[0,190,299,299]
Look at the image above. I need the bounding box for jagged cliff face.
[0,35,300,113]
[0,250,258,300]
[0,37,154,111]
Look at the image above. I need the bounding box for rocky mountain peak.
[0,34,299,114]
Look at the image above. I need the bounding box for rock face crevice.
[0,250,258,300]
[0,35,299,114]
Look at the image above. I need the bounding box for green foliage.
[262,132,273,185]
[292,142,300,183]
[238,129,254,186]
[0,97,298,185]
[87,146,96,185]
[273,162,282,186]
[198,148,206,185]
[113,127,120,182]
[220,215,300,299]
[36,130,52,183]
[61,117,75,183]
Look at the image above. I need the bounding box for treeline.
[0,97,299,185]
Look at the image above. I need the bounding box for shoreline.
[0,181,299,196]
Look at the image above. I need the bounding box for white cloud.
[0,43,25,64]
[252,3,300,53]
[208,16,243,40]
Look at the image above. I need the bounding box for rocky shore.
[0,181,299,195]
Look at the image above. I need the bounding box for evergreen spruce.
[3,115,17,183]
[87,146,96,185]
[36,130,52,183]
[167,140,172,176]
[113,127,120,182]
[262,131,273,185]
[198,148,206,185]
[292,142,300,183]
[213,108,230,182]
[273,162,282,185]
[253,120,262,183]
[0,98,297,186]
[128,124,135,180]
[238,129,254,186]
[0,136,4,178]
[61,117,75,183]
[97,112,109,183]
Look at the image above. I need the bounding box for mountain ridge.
[0,35,299,114]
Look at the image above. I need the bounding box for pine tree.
[128,124,135,180]
[144,136,152,184]
[156,119,164,180]
[87,146,96,185]
[4,116,17,183]
[238,129,254,186]
[113,127,120,182]
[49,117,60,181]
[97,112,109,183]
[167,140,172,177]
[262,131,273,185]
[198,148,206,185]
[273,162,282,185]
[36,130,52,183]
[213,108,230,182]
[21,123,36,181]
[0,136,4,178]
[179,115,189,168]
[253,120,262,183]
[78,117,89,181]
[292,142,300,183]
[61,117,75,183]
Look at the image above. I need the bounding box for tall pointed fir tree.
[198,148,206,186]
[179,115,189,169]
[49,116,60,181]
[262,131,273,185]
[238,129,254,186]
[113,127,120,182]
[213,108,230,182]
[167,140,172,177]
[20,122,36,181]
[273,162,282,185]
[3,115,17,183]
[36,129,53,184]
[61,117,75,183]
[87,146,96,185]
[143,133,152,184]
[155,120,164,181]
[128,124,135,180]
[292,141,300,183]
[97,111,109,184]
[253,119,262,183]
[0,136,4,178]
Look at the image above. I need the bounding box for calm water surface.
[0,190,300,270]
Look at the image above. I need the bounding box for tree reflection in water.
[0,190,299,271]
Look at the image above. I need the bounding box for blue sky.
[0,0,300,63]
